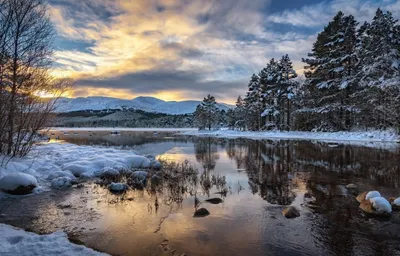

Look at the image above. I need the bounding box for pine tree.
[357,9,400,128]
[195,94,218,130]
[301,11,358,131]
[244,74,263,130]
[234,96,246,130]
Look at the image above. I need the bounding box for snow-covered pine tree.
[259,58,279,129]
[244,74,263,130]
[301,11,358,131]
[195,94,218,130]
[234,96,246,130]
[357,8,400,129]
[276,54,298,130]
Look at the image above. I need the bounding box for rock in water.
[365,191,381,200]
[205,198,224,204]
[391,197,400,210]
[356,191,368,202]
[282,206,300,219]
[359,198,391,217]
[0,173,38,195]
[108,183,127,193]
[370,197,392,214]
[193,208,210,217]
[346,184,358,190]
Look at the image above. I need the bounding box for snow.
[0,142,158,192]
[181,129,399,144]
[369,197,392,213]
[53,96,232,115]
[51,177,73,189]
[47,127,197,132]
[0,224,108,256]
[365,191,381,200]
[0,173,38,191]
[393,197,400,206]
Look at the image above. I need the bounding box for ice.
[365,191,381,200]
[370,197,392,213]
[0,224,108,256]
[0,173,38,191]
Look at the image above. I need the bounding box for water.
[1,131,400,256]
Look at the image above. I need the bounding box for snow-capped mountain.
[54,96,232,115]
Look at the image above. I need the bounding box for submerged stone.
[205,198,224,204]
[282,206,300,219]
[193,208,210,217]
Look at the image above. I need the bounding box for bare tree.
[0,0,70,157]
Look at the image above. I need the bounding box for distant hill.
[54,96,232,115]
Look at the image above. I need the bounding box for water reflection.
[11,132,400,255]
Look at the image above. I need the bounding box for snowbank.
[0,224,108,256]
[47,127,197,132]
[0,142,157,192]
[181,129,399,144]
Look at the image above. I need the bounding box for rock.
[365,191,381,200]
[0,173,38,195]
[356,191,368,202]
[346,183,358,190]
[51,177,73,189]
[150,160,162,170]
[205,198,224,204]
[193,208,210,217]
[131,171,148,183]
[99,167,120,179]
[391,197,400,210]
[108,183,128,193]
[370,197,392,214]
[282,206,300,219]
[359,198,391,217]
[150,174,162,186]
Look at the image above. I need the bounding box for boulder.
[365,191,381,200]
[346,184,358,190]
[0,173,38,195]
[359,198,391,217]
[99,167,120,180]
[108,183,128,193]
[193,208,210,217]
[282,206,300,219]
[390,197,400,210]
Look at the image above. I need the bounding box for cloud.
[266,0,400,27]
[48,0,399,103]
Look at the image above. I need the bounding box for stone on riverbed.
[108,182,128,193]
[193,208,210,217]
[282,206,300,219]
[357,191,381,202]
[205,198,224,204]
[0,173,38,195]
[359,197,392,217]
[99,167,120,180]
[389,197,400,210]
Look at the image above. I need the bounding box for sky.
[49,0,400,104]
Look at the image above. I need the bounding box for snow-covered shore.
[0,224,108,256]
[46,127,197,132]
[181,129,400,143]
[0,142,158,193]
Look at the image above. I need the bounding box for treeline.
[218,9,400,132]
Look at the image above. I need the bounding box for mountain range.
[54,96,232,115]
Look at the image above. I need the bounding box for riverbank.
[181,129,400,143]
